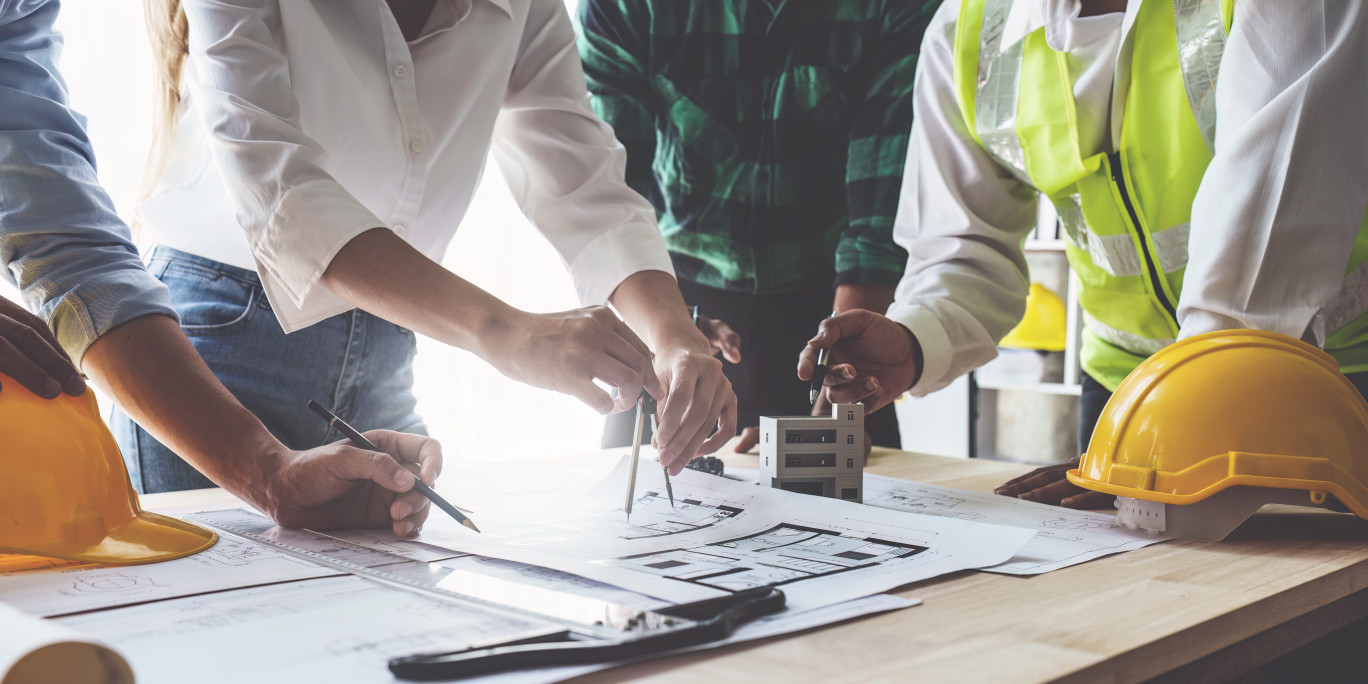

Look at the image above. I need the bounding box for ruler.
[191,509,688,639]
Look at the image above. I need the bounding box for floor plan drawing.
[618,490,744,539]
[859,474,1170,575]
[609,523,927,593]
[0,528,337,617]
[418,457,1036,612]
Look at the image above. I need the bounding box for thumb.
[330,446,416,493]
[722,331,742,364]
[733,426,759,453]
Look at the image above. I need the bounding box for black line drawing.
[605,523,927,593]
[617,491,744,539]
[59,573,164,595]
[1041,517,1106,531]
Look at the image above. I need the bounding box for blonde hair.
[141,0,188,205]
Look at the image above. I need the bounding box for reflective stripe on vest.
[958,0,1368,389]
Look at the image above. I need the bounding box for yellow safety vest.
[953,0,1368,390]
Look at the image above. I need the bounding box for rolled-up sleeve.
[491,0,672,306]
[182,0,385,308]
[0,0,177,362]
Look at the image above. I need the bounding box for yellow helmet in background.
[0,373,216,565]
[1000,283,1067,352]
[1068,330,1368,539]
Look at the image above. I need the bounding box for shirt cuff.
[42,269,179,364]
[251,179,387,308]
[566,220,675,305]
[885,302,957,397]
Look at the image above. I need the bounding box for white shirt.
[887,0,1368,395]
[140,0,673,332]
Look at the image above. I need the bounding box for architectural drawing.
[1041,517,1108,531]
[0,526,336,617]
[608,523,927,593]
[61,573,163,595]
[759,403,866,502]
[418,457,1036,612]
[860,474,1170,575]
[619,490,744,539]
[865,490,987,522]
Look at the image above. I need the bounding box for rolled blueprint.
[0,601,132,684]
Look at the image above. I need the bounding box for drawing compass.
[640,393,675,509]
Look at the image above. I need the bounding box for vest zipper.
[1108,151,1177,320]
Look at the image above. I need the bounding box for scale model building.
[759,403,865,503]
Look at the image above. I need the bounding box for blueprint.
[56,574,914,684]
[417,455,1036,612]
[860,473,1170,574]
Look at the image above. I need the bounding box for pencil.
[809,311,838,405]
[306,400,481,533]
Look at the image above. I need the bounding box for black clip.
[388,587,786,681]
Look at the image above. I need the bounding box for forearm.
[610,270,710,355]
[80,314,281,502]
[834,284,896,315]
[319,227,518,360]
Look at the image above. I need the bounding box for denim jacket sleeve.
[0,0,177,362]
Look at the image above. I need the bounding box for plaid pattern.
[577,0,937,294]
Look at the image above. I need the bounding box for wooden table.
[143,448,1368,683]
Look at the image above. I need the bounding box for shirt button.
[393,64,408,79]
[409,139,425,156]
[393,223,407,235]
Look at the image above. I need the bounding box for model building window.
[846,434,854,445]
[846,410,854,421]
[846,458,854,469]
[786,429,836,444]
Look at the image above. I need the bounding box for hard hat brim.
[0,511,217,566]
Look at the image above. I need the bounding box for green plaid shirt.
[576,0,937,294]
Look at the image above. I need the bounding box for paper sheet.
[0,520,466,617]
[859,473,1171,574]
[724,468,1170,574]
[417,455,1035,612]
[1,601,132,684]
[57,574,913,684]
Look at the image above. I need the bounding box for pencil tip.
[463,519,482,533]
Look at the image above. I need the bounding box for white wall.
[0,1,604,461]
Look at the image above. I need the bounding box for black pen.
[307,400,481,533]
[809,311,838,405]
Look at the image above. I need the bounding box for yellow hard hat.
[1000,283,1067,352]
[1068,330,1368,538]
[0,373,216,565]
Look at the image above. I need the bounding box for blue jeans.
[112,247,427,494]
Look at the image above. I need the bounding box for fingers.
[824,368,882,405]
[568,378,618,414]
[732,426,760,453]
[702,317,742,364]
[0,314,85,398]
[654,371,698,465]
[601,310,663,400]
[390,486,432,537]
[1016,478,1087,506]
[1061,491,1116,510]
[698,392,738,457]
[665,379,731,473]
[993,461,1074,496]
[325,444,416,494]
[589,355,648,414]
[364,430,443,486]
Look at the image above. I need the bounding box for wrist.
[462,299,524,364]
[218,434,292,515]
